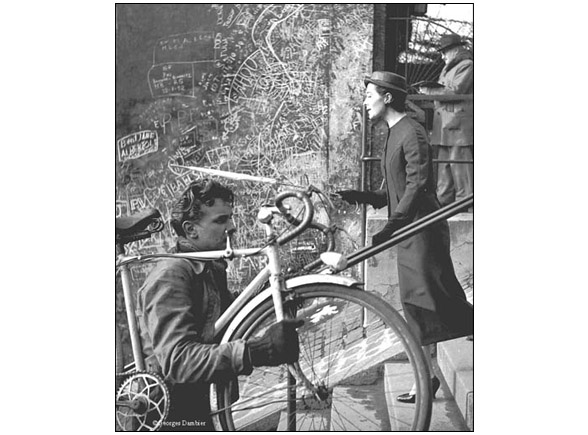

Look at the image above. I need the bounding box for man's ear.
[182,221,199,239]
[385,93,392,104]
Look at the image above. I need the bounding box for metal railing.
[408,94,473,102]
[361,156,473,164]
[344,194,472,269]
[309,194,473,274]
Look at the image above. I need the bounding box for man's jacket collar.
[444,48,473,73]
[172,236,227,274]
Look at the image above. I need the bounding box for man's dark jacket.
[136,238,247,430]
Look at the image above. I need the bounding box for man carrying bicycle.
[136,179,302,431]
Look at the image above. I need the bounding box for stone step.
[330,381,390,431]
[437,338,474,430]
[384,362,469,431]
[275,374,391,431]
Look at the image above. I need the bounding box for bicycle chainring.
[115,371,170,431]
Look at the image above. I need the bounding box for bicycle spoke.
[299,333,326,385]
[217,382,298,412]
[324,309,336,386]
[332,405,378,431]
[218,396,301,414]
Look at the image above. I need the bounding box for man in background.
[421,33,473,208]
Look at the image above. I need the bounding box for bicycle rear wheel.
[211,284,432,431]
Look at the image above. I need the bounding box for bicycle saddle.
[116,208,162,236]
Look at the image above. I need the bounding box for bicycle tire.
[210,284,431,431]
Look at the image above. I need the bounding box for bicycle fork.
[264,239,295,429]
[262,230,324,429]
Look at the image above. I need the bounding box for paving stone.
[330,378,390,431]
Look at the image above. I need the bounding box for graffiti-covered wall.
[116,3,372,293]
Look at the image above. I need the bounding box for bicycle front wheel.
[211,284,432,431]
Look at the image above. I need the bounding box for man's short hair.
[374,85,407,113]
[170,179,234,237]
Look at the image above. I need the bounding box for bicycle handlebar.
[278,208,336,251]
[308,221,336,251]
[274,190,314,246]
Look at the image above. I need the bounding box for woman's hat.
[437,34,465,52]
[364,71,407,94]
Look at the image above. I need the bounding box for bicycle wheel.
[211,284,432,431]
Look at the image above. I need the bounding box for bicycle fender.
[285,274,363,290]
[219,275,363,343]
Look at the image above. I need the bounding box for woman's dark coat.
[372,116,473,346]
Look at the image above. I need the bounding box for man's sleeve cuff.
[232,339,253,375]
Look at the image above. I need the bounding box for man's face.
[441,47,457,63]
[363,83,387,121]
[186,198,235,251]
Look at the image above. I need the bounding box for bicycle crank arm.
[115,399,147,413]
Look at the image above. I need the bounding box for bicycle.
[115,187,432,431]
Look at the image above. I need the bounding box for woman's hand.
[372,217,410,245]
[336,190,366,205]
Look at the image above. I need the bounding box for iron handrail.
[345,194,473,269]
[408,94,473,102]
[359,106,370,284]
[362,156,473,164]
[309,194,473,274]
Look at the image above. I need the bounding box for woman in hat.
[337,71,473,403]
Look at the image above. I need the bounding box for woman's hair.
[374,85,407,113]
[170,179,234,236]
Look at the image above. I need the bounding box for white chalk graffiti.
[117,4,372,290]
[117,130,159,162]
